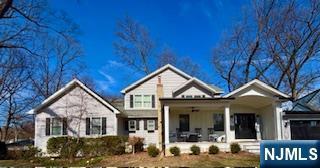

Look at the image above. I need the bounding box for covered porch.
[160,96,283,154]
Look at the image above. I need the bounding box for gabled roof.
[28,78,120,114]
[291,89,320,112]
[121,64,192,93]
[224,79,290,99]
[172,77,223,95]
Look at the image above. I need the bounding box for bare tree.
[30,36,83,100]
[0,0,83,141]
[157,47,210,81]
[114,15,155,74]
[157,47,178,67]
[213,0,320,99]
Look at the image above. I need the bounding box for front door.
[179,114,190,132]
[235,114,256,139]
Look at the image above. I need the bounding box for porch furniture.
[216,135,225,142]
[195,128,202,141]
[186,132,199,142]
[208,128,219,142]
[176,128,188,142]
[169,132,177,142]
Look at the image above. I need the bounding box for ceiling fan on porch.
[191,107,200,112]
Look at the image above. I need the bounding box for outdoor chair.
[208,128,219,142]
[195,128,202,141]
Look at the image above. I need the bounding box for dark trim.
[45,118,50,136]
[284,111,320,114]
[283,113,320,120]
[85,118,90,135]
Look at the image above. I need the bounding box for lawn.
[0,152,259,167]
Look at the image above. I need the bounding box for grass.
[0,152,259,167]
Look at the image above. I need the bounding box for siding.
[35,87,117,153]
[128,119,159,147]
[169,109,225,141]
[124,69,189,110]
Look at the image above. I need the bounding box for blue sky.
[50,0,249,95]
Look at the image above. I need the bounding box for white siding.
[128,119,159,148]
[169,109,225,141]
[229,104,276,140]
[124,69,188,110]
[35,87,117,153]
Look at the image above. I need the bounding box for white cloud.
[107,60,124,67]
[99,70,116,84]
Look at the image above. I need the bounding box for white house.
[31,79,120,153]
[120,64,290,154]
[33,64,291,155]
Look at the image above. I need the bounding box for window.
[147,120,155,130]
[129,120,136,131]
[194,95,201,98]
[143,95,152,108]
[185,95,193,98]
[134,95,142,108]
[51,118,62,135]
[133,95,154,108]
[91,117,101,135]
[214,114,224,131]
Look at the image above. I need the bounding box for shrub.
[169,146,180,156]
[98,136,128,155]
[128,136,144,154]
[0,141,7,160]
[47,137,84,159]
[22,145,41,159]
[230,143,241,154]
[208,145,219,154]
[190,145,200,155]
[6,150,22,160]
[47,136,128,158]
[147,145,159,157]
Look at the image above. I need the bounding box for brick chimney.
[156,75,164,151]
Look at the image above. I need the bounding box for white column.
[274,102,282,140]
[224,105,231,143]
[164,105,170,145]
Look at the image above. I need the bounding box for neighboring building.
[32,64,291,154]
[31,79,120,153]
[282,89,320,140]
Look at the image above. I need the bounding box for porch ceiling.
[232,96,273,108]
[160,97,233,108]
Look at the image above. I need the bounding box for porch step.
[239,142,260,154]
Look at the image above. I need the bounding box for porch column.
[164,105,170,145]
[224,105,231,143]
[274,102,282,140]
